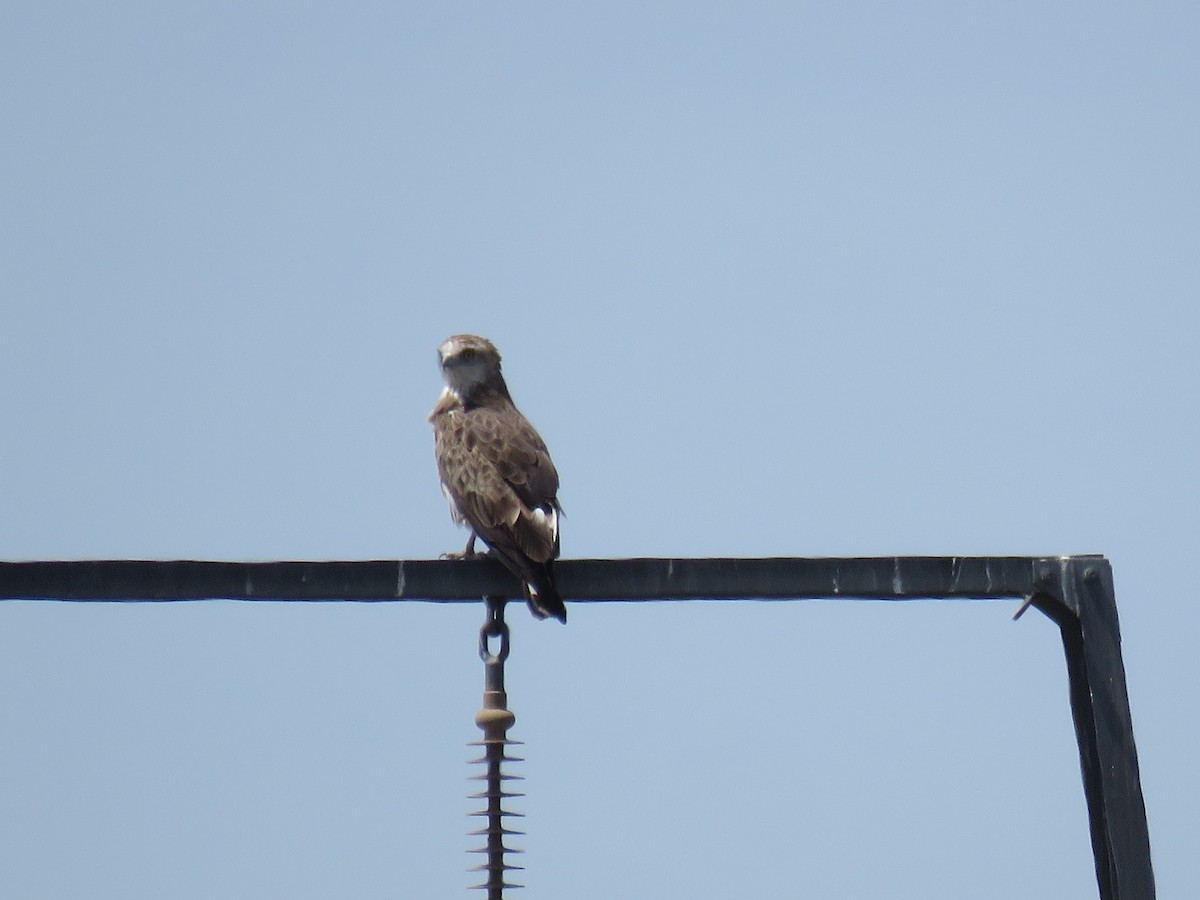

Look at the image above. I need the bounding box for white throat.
[441,359,490,398]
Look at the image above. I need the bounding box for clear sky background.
[1,4,1196,898]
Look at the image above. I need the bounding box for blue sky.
[1,3,1196,897]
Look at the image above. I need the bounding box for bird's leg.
[440,531,485,560]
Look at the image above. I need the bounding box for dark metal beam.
[1032,558,1156,900]
[0,555,1051,603]
[0,555,1155,900]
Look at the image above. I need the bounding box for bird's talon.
[440,550,487,561]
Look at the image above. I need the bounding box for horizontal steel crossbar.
[0,555,1067,603]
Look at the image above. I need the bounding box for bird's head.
[438,334,505,402]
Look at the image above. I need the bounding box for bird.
[429,334,566,622]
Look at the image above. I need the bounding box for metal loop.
[478,596,510,663]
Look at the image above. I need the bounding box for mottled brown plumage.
[430,334,565,622]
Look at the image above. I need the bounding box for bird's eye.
[460,348,476,361]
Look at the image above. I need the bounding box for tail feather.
[484,542,566,623]
[524,576,566,624]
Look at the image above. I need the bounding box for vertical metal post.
[1036,558,1155,900]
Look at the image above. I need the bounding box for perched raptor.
[430,334,566,622]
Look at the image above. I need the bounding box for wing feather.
[433,404,560,563]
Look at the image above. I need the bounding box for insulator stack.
[468,597,524,896]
